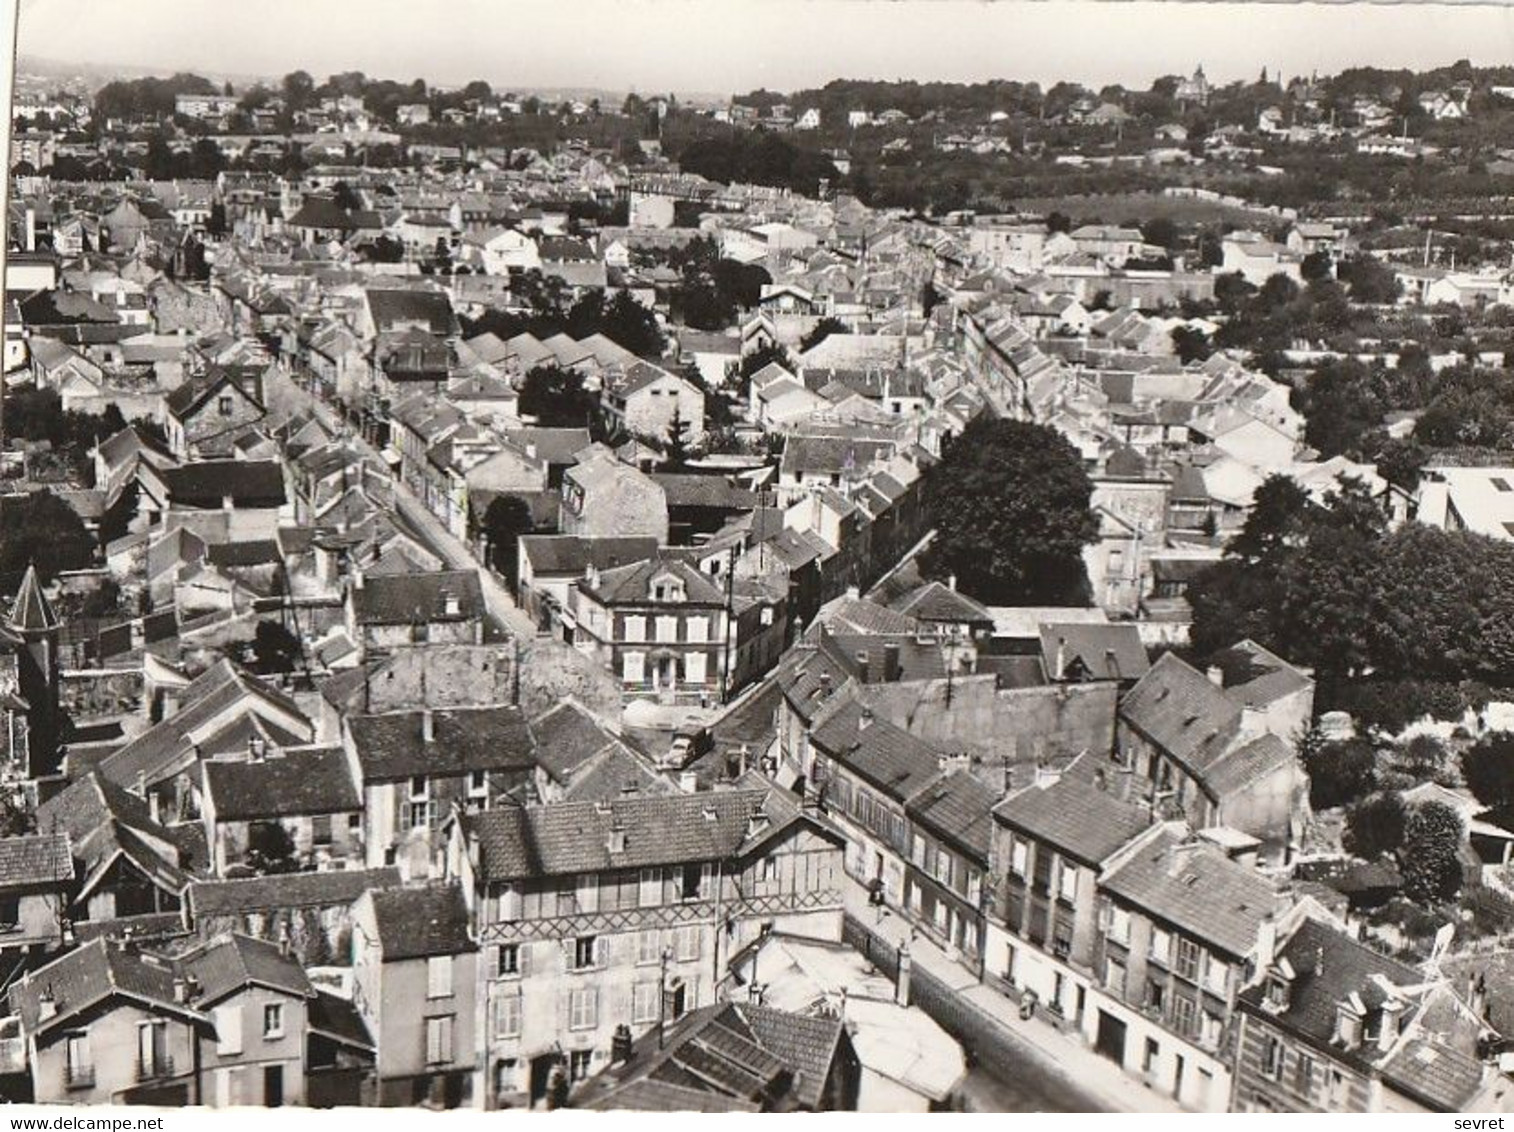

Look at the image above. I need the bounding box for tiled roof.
[893,581,993,625]
[365,287,456,335]
[9,565,57,632]
[1207,639,1314,710]
[0,833,74,889]
[993,771,1152,868]
[1382,1034,1487,1111]
[367,882,474,960]
[1203,734,1295,798]
[586,557,725,606]
[8,938,204,1033]
[348,705,533,781]
[560,744,672,803]
[350,569,484,625]
[814,594,918,637]
[465,786,800,880]
[1118,652,1242,776]
[182,932,313,1004]
[651,473,758,512]
[1101,826,1282,957]
[202,746,360,821]
[187,867,400,917]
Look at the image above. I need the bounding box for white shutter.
[685,651,707,685]
[623,651,645,683]
[594,935,609,967]
[687,618,708,643]
[215,1004,243,1055]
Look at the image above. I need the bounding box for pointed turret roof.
[9,565,57,633]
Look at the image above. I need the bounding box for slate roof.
[992,771,1152,868]
[904,770,995,863]
[813,594,918,637]
[347,706,534,781]
[892,581,993,626]
[1039,622,1151,682]
[585,557,725,606]
[1118,652,1242,776]
[309,988,375,1051]
[365,287,456,335]
[1382,1035,1487,1112]
[163,460,286,509]
[1238,916,1426,1074]
[181,932,313,1004]
[9,565,57,632]
[350,569,484,625]
[808,695,943,804]
[530,702,617,782]
[187,867,401,917]
[519,535,659,576]
[0,834,74,889]
[651,473,758,512]
[8,938,205,1033]
[1203,733,1296,797]
[367,882,475,960]
[1100,826,1281,957]
[202,746,360,821]
[1208,639,1314,710]
[464,786,804,880]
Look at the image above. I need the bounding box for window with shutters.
[469,770,489,799]
[638,868,662,907]
[1202,954,1229,995]
[497,884,522,922]
[676,924,701,962]
[1174,937,1201,981]
[1149,926,1172,965]
[575,874,600,914]
[687,618,708,644]
[263,1003,284,1039]
[1010,837,1028,877]
[495,994,522,1039]
[1172,993,1198,1037]
[573,936,598,971]
[1107,905,1131,946]
[685,651,708,685]
[426,1016,454,1064]
[637,930,662,966]
[1103,956,1127,997]
[428,956,454,999]
[679,863,703,902]
[215,1004,243,1055]
[632,981,659,1024]
[311,815,332,846]
[569,988,598,1031]
[1057,861,1078,903]
[624,615,647,643]
[1295,1052,1315,1098]
[656,616,678,642]
[497,944,520,978]
[1261,1035,1285,1081]
[623,651,645,683]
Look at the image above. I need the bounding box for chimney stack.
[858,706,874,731]
[679,770,698,794]
[1206,665,1224,687]
[854,650,870,684]
[883,643,901,682]
[421,709,435,743]
[610,1023,633,1065]
[1378,997,1405,1051]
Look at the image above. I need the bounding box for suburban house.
[346,570,487,655]
[600,362,706,445]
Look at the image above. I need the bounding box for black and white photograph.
[0,0,1513,1117]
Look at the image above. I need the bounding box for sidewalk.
[841,880,1184,1115]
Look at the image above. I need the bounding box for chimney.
[679,770,698,794]
[1054,637,1067,681]
[819,672,832,697]
[858,706,874,732]
[1255,914,1277,972]
[173,977,191,1004]
[1378,997,1405,1051]
[897,945,912,1005]
[148,792,160,824]
[38,988,56,1022]
[248,735,266,762]
[1206,665,1224,687]
[421,709,435,743]
[947,574,957,591]
[134,770,147,800]
[223,494,235,512]
[352,567,365,591]
[610,1023,633,1066]
[854,650,870,684]
[1035,761,1062,790]
[747,810,770,839]
[442,590,461,617]
[607,824,627,854]
[845,585,859,601]
[883,643,901,682]
[525,442,538,460]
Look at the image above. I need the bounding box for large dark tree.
[800,317,849,354]
[518,365,599,428]
[0,491,95,590]
[1400,801,1465,902]
[1343,792,1407,860]
[1462,733,1514,809]
[920,417,1097,604]
[481,495,535,589]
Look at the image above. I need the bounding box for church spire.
[9,564,57,633]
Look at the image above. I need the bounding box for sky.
[15,0,1514,96]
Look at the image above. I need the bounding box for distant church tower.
[7,565,61,779]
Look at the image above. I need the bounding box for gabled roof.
[202,746,360,821]
[350,569,484,625]
[8,938,208,1034]
[1118,652,1242,777]
[1100,825,1282,957]
[1039,622,1151,682]
[584,556,725,606]
[181,932,314,1004]
[366,882,475,960]
[348,705,534,782]
[187,867,401,917]
[0,833,74,889]
[808,695,944,804]
[892,581,992,626]
[163,460,285,509]
[904,770,995,863]
[464,785,819,880]
[993,770,1152,868]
